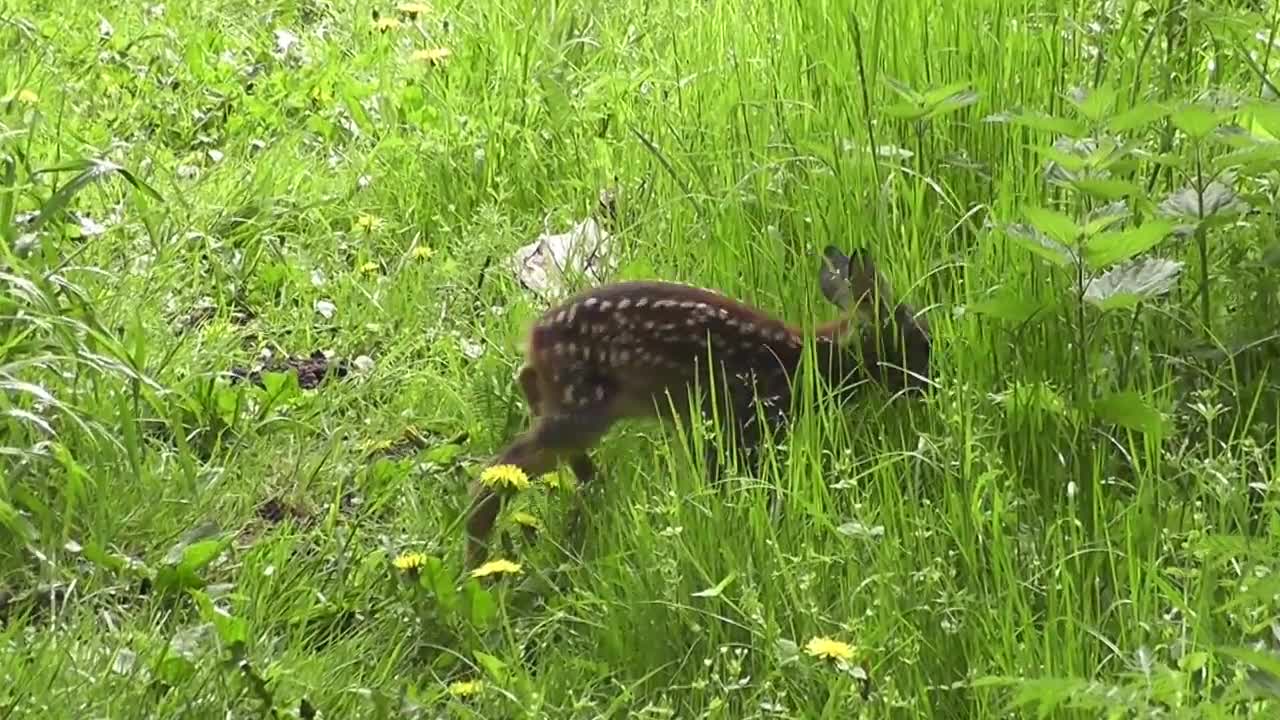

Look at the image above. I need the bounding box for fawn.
[463,245,932,569]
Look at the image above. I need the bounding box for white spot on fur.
[618,298,632,310]
[655,299,677,309]
[635,297,650,308]
[584,297,599,308]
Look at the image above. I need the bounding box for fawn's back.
[524,281,808,421]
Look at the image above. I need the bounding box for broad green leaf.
[1083,220,1174,269]
[1083,258,1183,311]
[999,111,1087,137]
[1243,100,1280,140]
[464,580,497,627]
[966,289,1054,324]
[925,87,980,118]
[1171,103,1224,140]
[1217,646,1280,695]
[1067,84,1116,123]
[1002,223,1077,268]
[923,81,975,107]
[1214,142,1280,174]
[1023,206,1080,245]
[883,76,921,102]
[1030,144,1088,173]
[473,650,508,683]
[421,555,458,615]
[881,102,929,121]
[1083,202,1131,235]
[1157,182,1246,220]
[1108,101,1172,133]
[1069,177,1142,201]
[1092,391,1167,436]
[191,589,249,649]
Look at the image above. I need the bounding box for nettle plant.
[972,83,1279,434]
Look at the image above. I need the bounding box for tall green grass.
[3,0,1280,716]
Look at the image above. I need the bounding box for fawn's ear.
[818,245,857,311]
[820,245,893,315]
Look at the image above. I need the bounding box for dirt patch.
[255,495,314,527]
[229,350,351,390]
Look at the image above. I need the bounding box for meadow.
[4,0,1280,717]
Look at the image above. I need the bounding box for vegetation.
[4,0,1280,716]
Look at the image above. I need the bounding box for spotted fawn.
[464,245,932,569]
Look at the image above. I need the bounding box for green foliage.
[3,0,1280,718]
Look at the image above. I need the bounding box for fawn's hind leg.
[465,371,618,569]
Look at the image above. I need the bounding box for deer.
[463,245,932,570]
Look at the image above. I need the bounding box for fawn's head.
[816,245,932,394]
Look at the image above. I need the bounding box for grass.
[4,0,1280,717]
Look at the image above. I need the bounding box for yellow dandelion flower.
[355,213,383,232]
[412,245,434,260]
[397,2,432,17]
[392,551,428,572]
[448,679,483,697]
[479,464,530,491]
[805,636,855,663]
[412,47,452,65]
[16,89,39,105]
[374,16,402,32]
[360,261,380,274]
[511,511,540,529]
[469,558,522,578]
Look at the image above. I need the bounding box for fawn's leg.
[465,376,618,569]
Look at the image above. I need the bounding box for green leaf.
[1157,182,1246,221]
[156,525,230,593]
[463,580,497,627]
[191,589,249,649]
[0,498,36,543]
[29,158,163,234]
[1067,84,1116,123]
[473,650,508,683]
[924,86,979,118]
[1171,103,1224,140]
[1214,142,1280,174]
[1242,100,1280,140]
[1002,223,1077,268]
[421,556,458,615]
[1092,391,1167,436]
[881,102,929,122]
[1083,258,1183,311]
[1108,101,1172,133]
[965,289,1054,324]
[882,76,921,102]
[1069,177,1142,201]
[1083,220,1174,269]
[1083,203,1131,235]
[1023,206,1081,246]
[1030,144,1089,173]
[259,371,301,400]
[691,572,737,598]
[995,111,1087,138]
